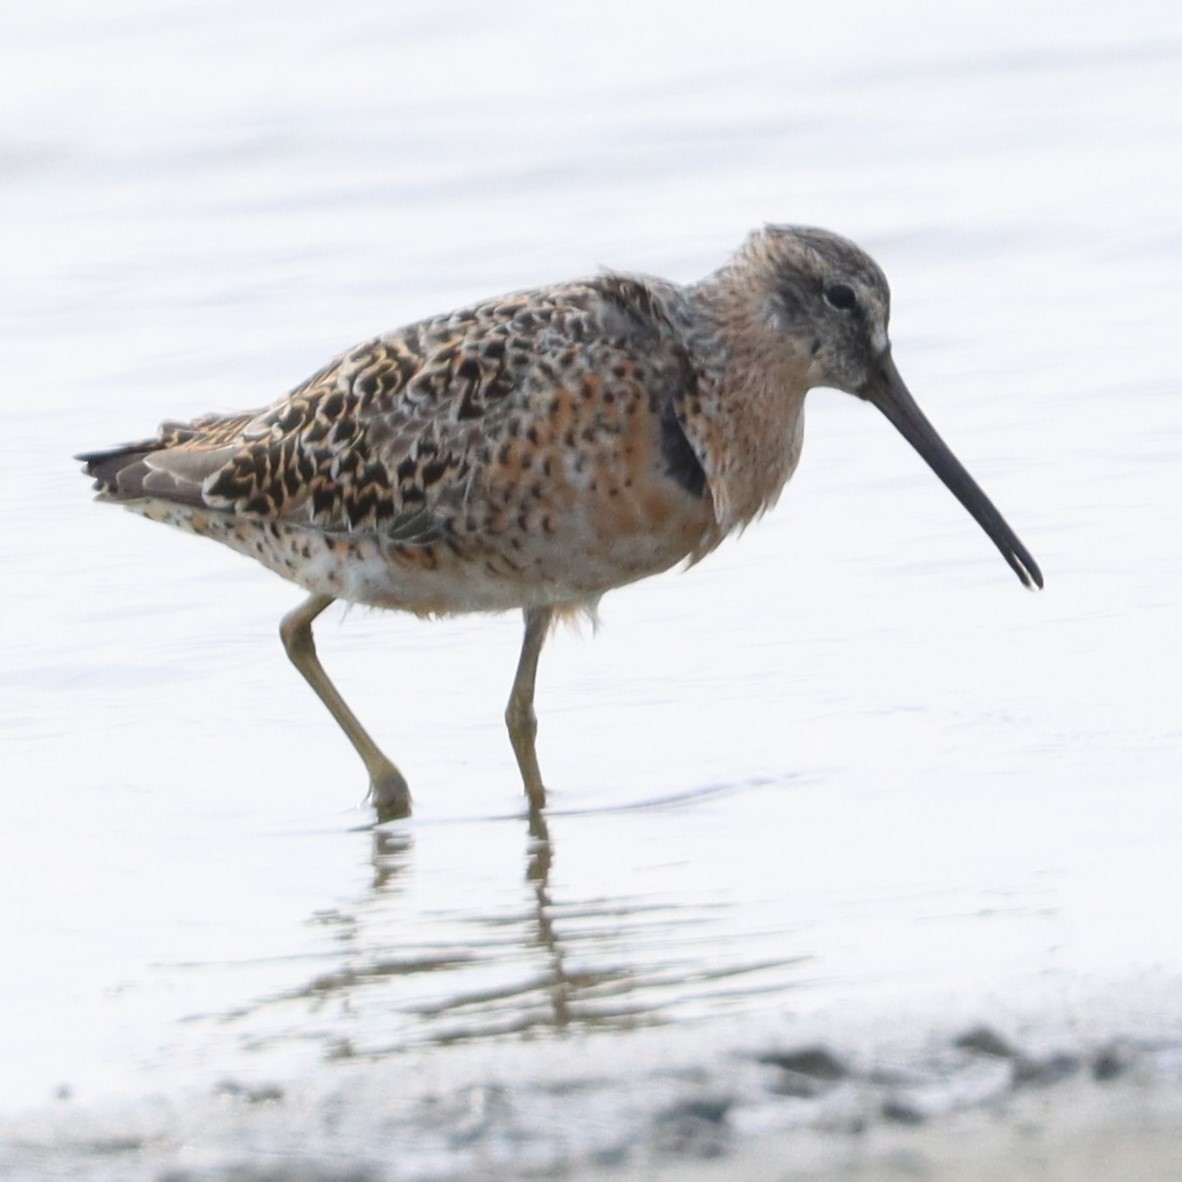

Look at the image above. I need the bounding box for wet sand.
[603,1083,1182,1182]
[4,998,1180,1179]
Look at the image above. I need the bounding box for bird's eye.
[824,283,857,311]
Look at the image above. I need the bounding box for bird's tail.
[76,439,166,500]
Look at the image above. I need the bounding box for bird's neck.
[684,278,812,533]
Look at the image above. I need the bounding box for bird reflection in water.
[218,798,805,1056]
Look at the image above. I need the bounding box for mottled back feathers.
[81,276,712,555]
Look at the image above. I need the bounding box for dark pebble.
[664,1097,732,1125]
[881,1097,926,1125]
[1013,1053,1080,1087]
[654,1096,733,1157]
[758,1046,848,1079]
[954,1025,1018,1059]
[215,1080,286,1104]
[1093,1043,1135,1082]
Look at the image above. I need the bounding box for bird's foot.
[368,759,412,822]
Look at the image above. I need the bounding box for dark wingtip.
[75,448,107,472]
[74,442,154,495]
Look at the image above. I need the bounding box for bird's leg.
[505,605,555,815]
[279,593,411,819]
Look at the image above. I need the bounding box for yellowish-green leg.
[279,593,411,819]
[505,605,555,816]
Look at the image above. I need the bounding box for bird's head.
[717,224,1043,589]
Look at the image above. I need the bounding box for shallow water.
[2,0,1181,1175]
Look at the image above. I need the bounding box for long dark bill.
[859,352,1043,590]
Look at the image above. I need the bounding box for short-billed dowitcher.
[79,225,1042,819]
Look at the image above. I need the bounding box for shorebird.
[79,225,1042,820]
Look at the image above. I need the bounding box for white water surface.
[1,0,1180,1173]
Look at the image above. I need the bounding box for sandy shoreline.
[5,1007,1180,1181]
[592,1079,1182,1182]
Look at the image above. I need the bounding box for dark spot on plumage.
[329,421,357,450]
[485,371,515,400]
[456,386,483,421]
[660,394,707,498]
[350,490,376,523]
[457,357,481,383]
[361,461,391,488]
[321,391,345,420]
[396,456,417,482]
[401,486,425,504]
[811,337,822,357]
[244,495,273,516]
[526,425,540,445]
[354,368,378,399]
[420,459,448,486]
[484,339,506,361]
[303,420,329,445]
[206,470,244,501]
[274,404,305,433]
[311,483,336,516]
